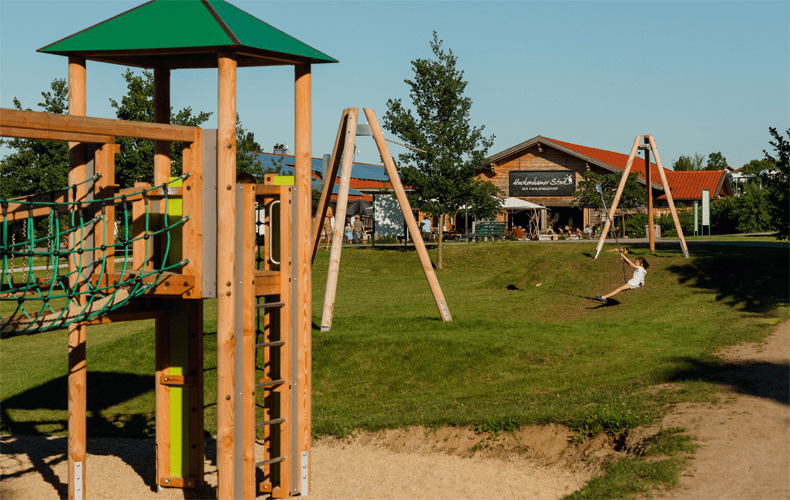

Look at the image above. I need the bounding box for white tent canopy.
[500,197,546,211]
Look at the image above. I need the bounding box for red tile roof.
[543,137,663,180]
[542,137,730,200]
[656,170,729,200]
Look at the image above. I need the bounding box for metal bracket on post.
[300,451,309,496]
[74,461,83,500]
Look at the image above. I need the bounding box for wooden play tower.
[1,1,336,498]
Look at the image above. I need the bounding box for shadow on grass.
[1,372,157,492]
[662,357,789,407]
[665,247,790,314]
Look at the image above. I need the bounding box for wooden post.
[320,109,358,332]
[364,108,452,322]
[594,135,642,259]
[153,67,171,491]
[67,55,87,500]
[647,136,689,258]
[311,109,349,263]
[216,52,238,500]
[645,137,655,252]
[294,63,312,496]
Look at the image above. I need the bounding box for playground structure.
[1,1,337,498]
[594,135,689,259]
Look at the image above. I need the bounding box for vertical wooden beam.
[154,68,171,189]
[94,143,119,274]
[67,55,87,500]
[187,300,204,486]
[594,135,642,259]
[647,136,689,258]
[294,63,312,497]
[181,130,203,298]
[321,109,358,331]
[276,185,293,498]
[645,137,655,252]
[216,52,238,500]
[153,67,172,491]
[311,109,349,263]
[364,108,453,322]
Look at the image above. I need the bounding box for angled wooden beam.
[594,135,642,259]
[320,109,358,332]
[648,136,689,258]
[311,108,349,263]
[364,108,452,322]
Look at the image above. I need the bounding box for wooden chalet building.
[479,136,732,231]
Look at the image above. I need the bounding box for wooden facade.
[479,136,666,232]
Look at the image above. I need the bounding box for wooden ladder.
[233,178,303,498]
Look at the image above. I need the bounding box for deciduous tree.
[763,127,789,239]
[384,32,500,268]
[705,151,728,171]
[0,79,69,199]
[671,153,704,171]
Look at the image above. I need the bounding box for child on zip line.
[594,253,649,304]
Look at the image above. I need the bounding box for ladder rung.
[255,302,285,309]
[255,417,286,428]
[255,456,286,467]
[256,378,285,388]
[255,340,285,349]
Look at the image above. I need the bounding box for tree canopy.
[0,79,69,199]
[671,153,705,171]
[572,170,646,218]
[741,158,775,176]
[705,151,728,171]
[110,69,212,188]
[763,127,789,239]
[383,32,501,266]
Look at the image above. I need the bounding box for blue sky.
[1,1,788,170]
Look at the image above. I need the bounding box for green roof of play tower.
[38,0,337,68]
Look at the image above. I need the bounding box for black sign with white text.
[509,171,576,197]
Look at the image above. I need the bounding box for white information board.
[374,194,404,238]
[701,189,710,226]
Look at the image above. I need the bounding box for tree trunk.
[437,214,444,269]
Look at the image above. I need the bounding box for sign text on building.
[509,171,576,197]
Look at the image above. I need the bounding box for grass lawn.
[2,241,787,495]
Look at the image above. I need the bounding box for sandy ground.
[1,320,787,500]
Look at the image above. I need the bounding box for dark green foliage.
[0,79,69,199]
[110,69,212,188]
[671,153,705,171]
[763,127,789,239]
[384,32,501,266]
[656,210,694,237]
[705,151,728,171]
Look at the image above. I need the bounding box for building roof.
[485,135,735,201]
[658,170,732,200]
[38,0,337,69]
[245,151,390,201]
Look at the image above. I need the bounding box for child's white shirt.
[628,265,647,289]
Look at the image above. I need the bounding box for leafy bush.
[625,212,649,238]
[657,210,694,237]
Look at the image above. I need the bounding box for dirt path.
[657,319,790,500]
[2,321,787,500]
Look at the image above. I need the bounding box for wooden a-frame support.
[594,135,689,259]
[313,107,453,331]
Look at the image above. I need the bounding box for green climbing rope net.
[1,175,189,336]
